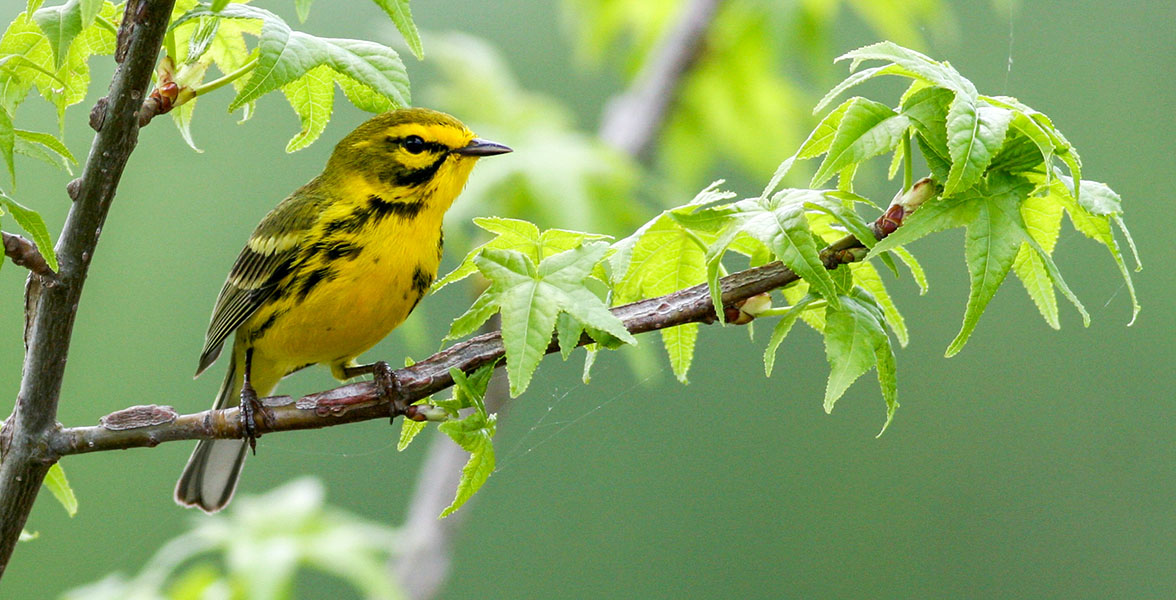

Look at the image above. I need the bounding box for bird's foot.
[238,380,273,454]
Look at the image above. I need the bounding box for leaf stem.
[757,301,826,317]
[191,56,258,96]
[902,130,913,193]
[163,27,177,64]
[93,14,118,36]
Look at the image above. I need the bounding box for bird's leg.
[341,361,413,422]
[239,347,271,454]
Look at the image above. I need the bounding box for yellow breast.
[245,172,458,375]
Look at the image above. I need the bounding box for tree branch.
[46,179,936,458]
[0,0,176,577]
[1,232,56,280]
[597,0,721,156]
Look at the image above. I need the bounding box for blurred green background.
[2,0,1174,598]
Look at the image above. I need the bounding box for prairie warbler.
[175,108,510,512]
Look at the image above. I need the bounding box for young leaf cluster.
[164,0,420,152]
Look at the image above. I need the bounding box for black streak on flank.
[412,265,433,296]
[326,241,362,260]
[297,266,334,300]
[436,232,444,261]
[249,309,285,341]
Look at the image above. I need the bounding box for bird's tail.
[175,350,248,513]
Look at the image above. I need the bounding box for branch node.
[2,232,57,281]
[99,405,177,430]
[89,97,108,132]
[66,178,82,201]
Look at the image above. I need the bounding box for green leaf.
[281,64,333,152]
[0,192,57,271]
[900,86,952,163]
[944,97,1013,196]
[1012,192,1063,329]
[763,295,816,377]
[227,7,409,112]
[44,462,77,517]
[371,0,423,60]
[398,417,426,451]
[822,290,894,416]
[0,106,13,186]
[438,410,496,518]
[798,98,852,160]
[0,3,116,121]
[1052,176,1140,324]
[851,261,909,347]
[14,128,75,164]
[32,0,97,69]
[945,174,1031,356]
[893,247,927,294]
[814,62,922,114]
[472,243,634,396]
[609,213,706,382]
[811,98,910,187]
[437,217,609,291]
[837,41,975,96]
[695,190,844,315]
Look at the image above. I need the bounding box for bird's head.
[326,107,511,193]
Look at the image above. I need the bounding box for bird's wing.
[196,183,326,375]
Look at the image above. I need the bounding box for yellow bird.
[176,108,511,512]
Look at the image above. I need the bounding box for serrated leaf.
[228,8,408,112]
[901,86,952,163]
[398,417,426,451]
[472,243,634,396]
[851,261,909,347]
[437,218,609,291]
[1012,193,1063,329]
[372,0,423,60]
[945,176,1029,356]
[607,212,705,382]
[764,295,816,377]
[944,97,1013,196]
[14,128,75,163]
[0,192,57,271]
[798,98,852,160]
[44,462,77,516]
[814,63,922,114]
[811,98,910,187]
[281,64,333,152]
[823,290,892,414]
[1050,176,1139,324]
[893,247,927,294]
[438,411,495,517]
[0,106,13,185]
[0,5,116,121]
[837,41,975,96]
[701,190,845,315]
[32,0,88,68]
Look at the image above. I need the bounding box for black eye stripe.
[384,135,449,155]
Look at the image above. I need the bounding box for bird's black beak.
[453,138,512,156]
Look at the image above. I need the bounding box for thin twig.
[48,179,936,458]
[0,0,177,577]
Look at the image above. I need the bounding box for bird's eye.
[403,135,425,154]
